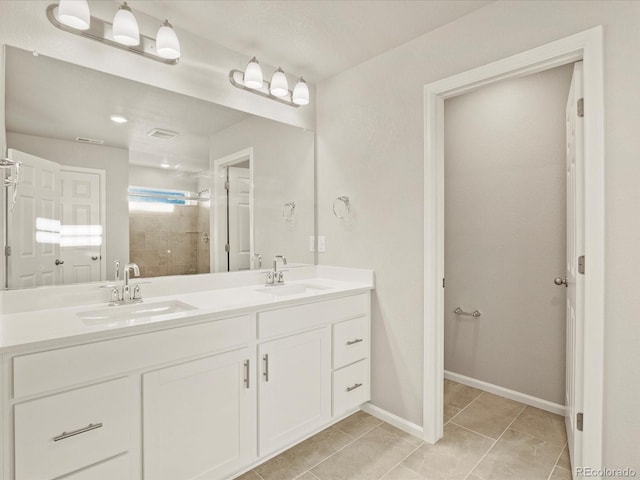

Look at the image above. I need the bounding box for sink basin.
[256,283,331,297]
[78,300,197,325]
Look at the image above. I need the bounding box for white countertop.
[0,267,374,352]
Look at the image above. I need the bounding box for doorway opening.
[423,27,604,475]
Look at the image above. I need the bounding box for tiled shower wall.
[129,204,210,278]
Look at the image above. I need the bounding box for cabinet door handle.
[53,422,103,442]
[263,354,269,382]
[346,383,363,392]
[346,338,364,346]
[244,360,250,389]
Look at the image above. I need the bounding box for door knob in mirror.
[554,277,567,287]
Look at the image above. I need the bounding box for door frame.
[422,25,604,470]
[212,148,254,272]
[59,165,107,281]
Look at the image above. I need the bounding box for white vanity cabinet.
[257,328,331,456]
[143,347,255,480]
[1,287,372,480]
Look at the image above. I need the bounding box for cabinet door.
[143,348,255,480]
[258,327,331,455]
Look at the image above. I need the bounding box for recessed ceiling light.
[160,163,171,169]
[110,114,128,124]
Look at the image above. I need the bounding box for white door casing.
[565,61,585,469]
[423,27,604,471]
[6,149,61,288]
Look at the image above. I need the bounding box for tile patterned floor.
[234,380,572,480]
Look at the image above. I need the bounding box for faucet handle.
[132,284,142,300]
[114,260,120,283]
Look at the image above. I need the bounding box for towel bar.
[454,307,481,318]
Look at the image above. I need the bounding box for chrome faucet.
[265,255,287,285]
[107,261,144,305]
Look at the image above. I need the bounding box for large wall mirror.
[2,45,315,290]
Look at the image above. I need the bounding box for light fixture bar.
[46,4,178,65]
[228,69,300,108]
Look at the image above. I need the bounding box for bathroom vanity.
[0,267,373,480]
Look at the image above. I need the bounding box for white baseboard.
[444,370,566,416]
[360,403,424,440]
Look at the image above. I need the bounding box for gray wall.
[7,132,129,277]
[209,116,315,268]
[443,64,573,405]
[316,0,640,469]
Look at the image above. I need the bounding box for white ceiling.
[129,0,492,83]
[5,47,248,172]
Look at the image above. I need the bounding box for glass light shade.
[292,77,310,105]
[270,68,289,97]
[244,57,263,89]
[58,0,91,30]
[156,20,181,60]
[112,3,140,46]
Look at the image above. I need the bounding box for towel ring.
[333,196,351,219]
[282,201,296,222]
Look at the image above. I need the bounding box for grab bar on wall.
[454,307,482,318]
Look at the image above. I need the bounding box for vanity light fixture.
[46,1,180,65]
[109,114,128,124]
[229,57,310,108]
[57,0,90,30]
[112,2,140,47]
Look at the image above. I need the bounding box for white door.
[258,327,331,456]
[143,348,254,480]
[565,61,584,472]
[60,168,104,284]
[6,149,61,288]
[228,166,251,271]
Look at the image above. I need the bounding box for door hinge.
[224,181,230,191]
[224,243,230,253]
[577,98,584,117]
[577,412,584,431]
[442,278,445,288]
[578,255,585,275]
[4,246,11,256]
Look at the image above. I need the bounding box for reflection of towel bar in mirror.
[454,307,482,318]
[333,196,351,219]
[283,202,296,222]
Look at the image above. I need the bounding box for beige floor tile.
[334,410,383,438]
[472,428,562,480]
[549,466,573,480]
[379,422,424,447]
[451,392,524,439]
[311,426,418,480]
[444,380,482,409]
[380,465,424,479]
[296,472,320,480]
[444,404,461,424]
[402,423,494,480]
[556,444,571,470]
[232,470,263,480]
[255,426,353,480]
[510,407,567,447]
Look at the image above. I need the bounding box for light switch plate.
[309,236,315,252]
[318,236,326,252]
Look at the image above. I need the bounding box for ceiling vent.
[75,137,104,145]
[147,128,179,140]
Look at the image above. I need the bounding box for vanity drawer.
[332,360,370,416]
[333,316,369,369]
[13,315,249,398]
[258,293,369,339]
[63,454,131,480]
[14,377,133,480]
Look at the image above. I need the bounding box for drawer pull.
[346,338,364,346]
[244,360,250,389]
[53,423,103,442]
[346,383,363,392]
